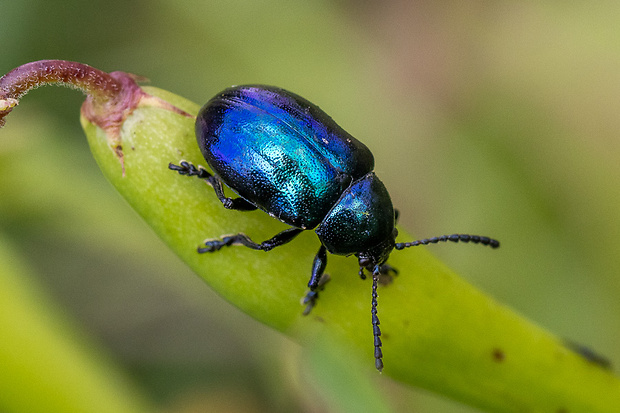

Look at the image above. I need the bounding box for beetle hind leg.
[169,161,210,179]
[169,161,257,211]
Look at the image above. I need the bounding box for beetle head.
[356,228,398,273]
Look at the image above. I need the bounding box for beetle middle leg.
[302,245,331,315]
[169,161,257,211]
[198,227,304,253]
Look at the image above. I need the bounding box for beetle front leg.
[169,161,257,211]
[198,227,303,253]
[302,245,331,315]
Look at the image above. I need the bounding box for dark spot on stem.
[492,348,505,362]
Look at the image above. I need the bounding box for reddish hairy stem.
[0,60,120,102]
[0,60,144,176]
[0,60,146,130]
[0,59,191,174]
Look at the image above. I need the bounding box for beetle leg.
[169,161,210,178]
[208,174,257,211]
[301,245,330,315]
[358,265,367,280]
[308,245,327,290]
[169,161,257,211]
[198,227,303,253]
[256,227,305,251]
[357,261,397,284]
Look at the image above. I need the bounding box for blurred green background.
[1,1,619,412]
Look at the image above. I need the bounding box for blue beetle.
[170,85,499,371]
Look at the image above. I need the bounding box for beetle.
[169,85,499,372]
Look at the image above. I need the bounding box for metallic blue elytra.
[169,85,500,372]
[195,85,374,230]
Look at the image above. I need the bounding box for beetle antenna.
[395,234,500,250]
[371,266,383,372]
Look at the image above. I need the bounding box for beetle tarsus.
[197,235,237,253]
[301,272,330,315]
[169,161,211,179]
[302,291,318,315]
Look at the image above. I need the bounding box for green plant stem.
[79,85,620,413]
